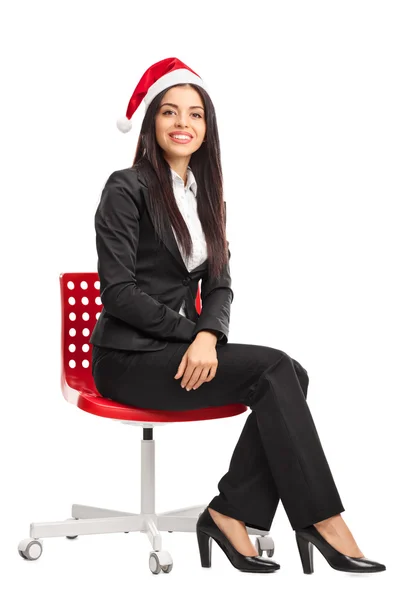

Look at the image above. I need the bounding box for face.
[155,85,206,159]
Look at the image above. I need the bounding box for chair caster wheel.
[255,535,275,557]
[66,517,78,539]
[18,538,43,561]
[149,550,173,574]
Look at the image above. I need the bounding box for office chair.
[18,272,275,574]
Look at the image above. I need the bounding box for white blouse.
[170,166,208,317]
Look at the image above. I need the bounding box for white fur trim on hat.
[143,68,209,111]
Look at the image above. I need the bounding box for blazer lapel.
[137,169,208,276]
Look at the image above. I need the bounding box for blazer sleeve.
[190,202,234,345]
[94,170,197,342]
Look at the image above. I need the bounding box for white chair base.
[19,427,275,573]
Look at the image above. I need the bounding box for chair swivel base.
[18,502,274,574]
[18,432,274,573]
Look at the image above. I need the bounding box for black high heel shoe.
[295,524,386,574]
[196,507,280,573]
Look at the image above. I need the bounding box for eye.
[162,110,202,118]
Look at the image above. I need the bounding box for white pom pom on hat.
[116,115,133,133]
[116,57,210,133]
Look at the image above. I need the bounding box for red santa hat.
[116,57,210,133]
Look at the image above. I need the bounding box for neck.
[165,155,191,185]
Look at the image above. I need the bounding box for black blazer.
[89,166,234,352]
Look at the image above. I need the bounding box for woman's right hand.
[174,334,218,390]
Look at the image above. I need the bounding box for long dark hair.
[131,83,228,281]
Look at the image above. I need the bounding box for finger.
[181,364,196,388]
[184,366,205,390]
[192,366,212,390]
[204,364,217,382]
[174,353,187,379]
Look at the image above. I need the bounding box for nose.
[175,114,189,128]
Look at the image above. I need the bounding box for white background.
[1,0,399,597]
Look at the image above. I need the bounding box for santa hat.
[116,57,210,133]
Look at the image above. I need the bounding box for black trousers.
[92,341,345,531]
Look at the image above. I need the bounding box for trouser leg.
[208,410,280,532]
[208,356,310,531]
[209,352,345,531]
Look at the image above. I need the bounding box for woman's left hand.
[174,332,218,391]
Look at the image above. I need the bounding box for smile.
[169,134,192,144]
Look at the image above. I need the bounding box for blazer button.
[182,278,190,285]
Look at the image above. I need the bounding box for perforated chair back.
[59,273,202,403]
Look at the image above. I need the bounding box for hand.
[174,333,218,391]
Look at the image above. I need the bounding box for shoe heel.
[296,533,314,574]
[197,529,212,567]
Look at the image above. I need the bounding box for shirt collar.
[170,165,197,197]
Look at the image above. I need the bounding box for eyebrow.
[160,102,205,111]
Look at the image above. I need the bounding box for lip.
[168,132,193,145]
[169,131,193,139]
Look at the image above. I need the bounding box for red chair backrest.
[59,273,202,400]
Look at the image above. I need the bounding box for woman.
[90,57,385,574]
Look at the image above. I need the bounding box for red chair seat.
[60,272,248,423]
[77,391,247,422]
